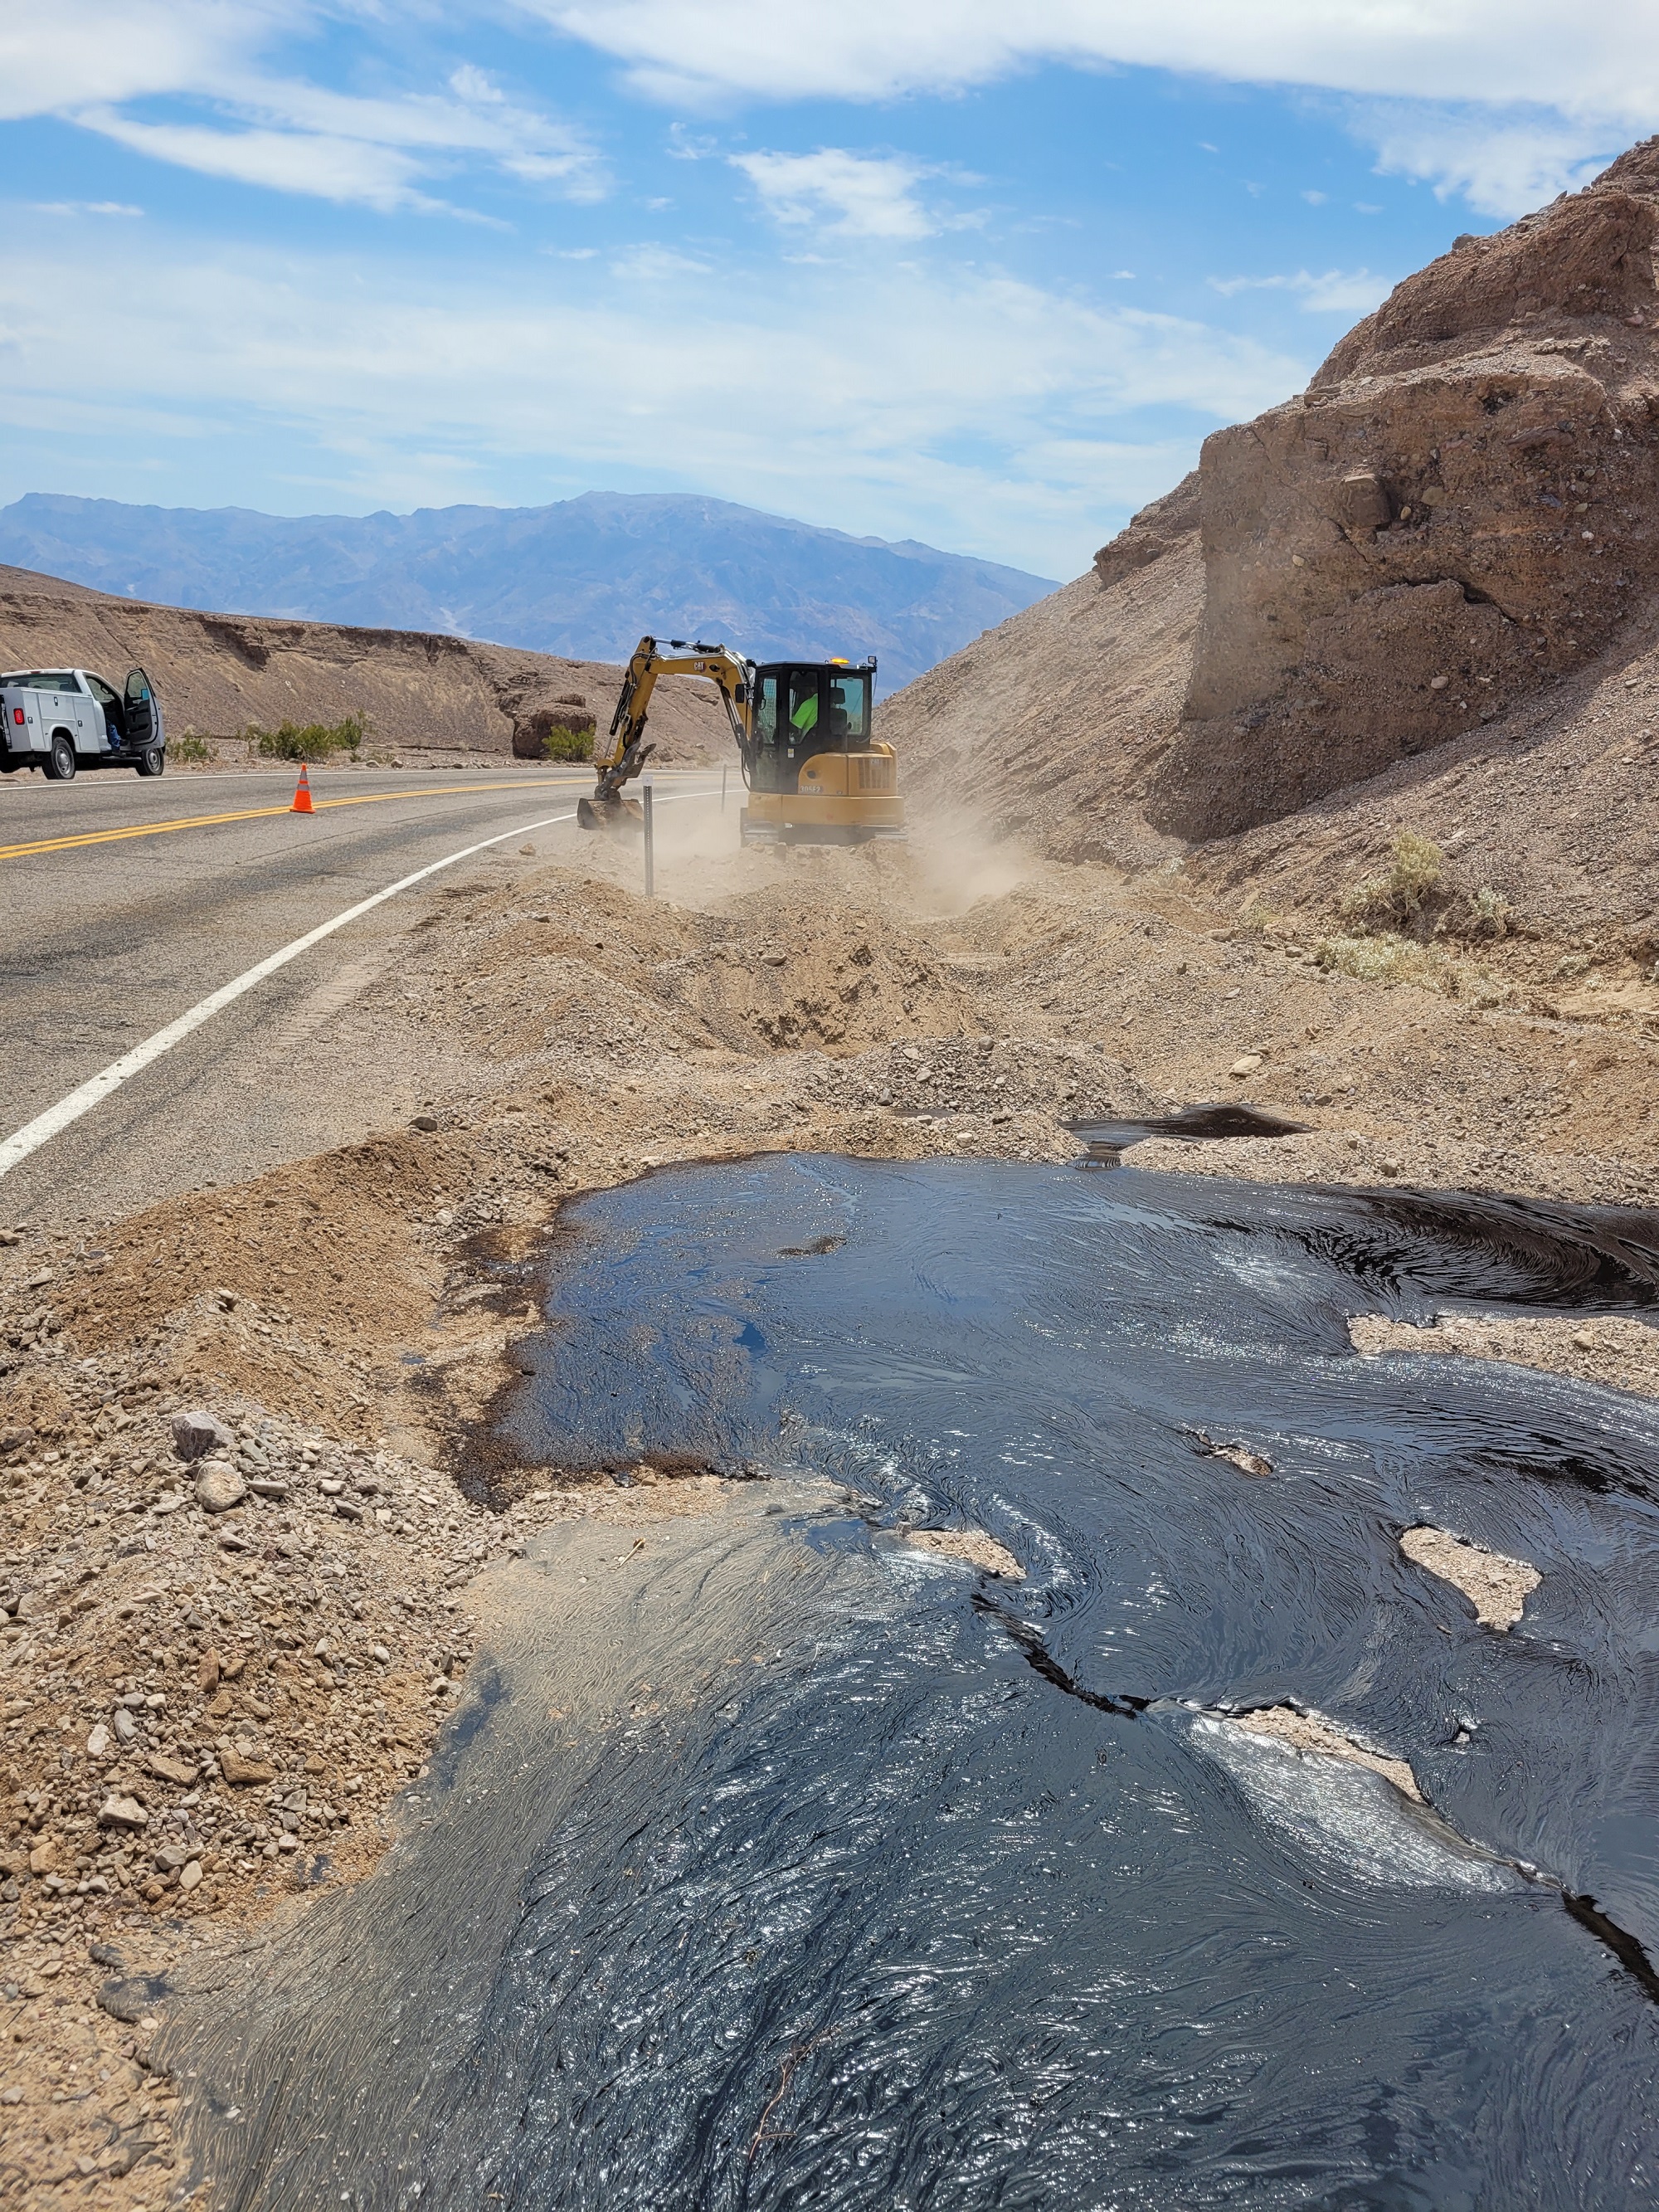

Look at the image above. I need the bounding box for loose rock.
[97,1795,149,1830]
[219,1749,276,1787]
[195,1459,247,1513]
[172,1406,230,1461]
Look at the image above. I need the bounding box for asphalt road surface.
[0,764,717,1228]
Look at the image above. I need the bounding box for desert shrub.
[1313,931,1434,987]
[1314,929,1509,1005]
[172,733,215,763]
[1461,884,1512,939]
[251,713,366,760]
[513,705,596,761]
[1337,831,1444,933]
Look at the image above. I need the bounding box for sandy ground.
[2,801,1655,2205]
[1398,1526,1541,1633]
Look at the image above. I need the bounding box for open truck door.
[124,667,165,773]
[124,668,159,747]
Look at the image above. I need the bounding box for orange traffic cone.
[290,764,314,814]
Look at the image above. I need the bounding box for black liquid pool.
[172,1158,1659,2211]
[1066,1101,1311,1157]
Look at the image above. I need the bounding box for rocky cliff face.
[881,143,1659,963]
[1147,138,1659,839]
[0,567,727,763]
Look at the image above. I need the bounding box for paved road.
[0,765,715,1227]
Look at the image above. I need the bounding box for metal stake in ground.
[643,774,654,897]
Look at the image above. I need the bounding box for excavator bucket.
[577,793,644,836]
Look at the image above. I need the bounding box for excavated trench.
[163,1159,1659,2209]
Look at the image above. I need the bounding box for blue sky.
[1,2,1652,577]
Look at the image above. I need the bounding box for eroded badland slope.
[887,136,1659,977]
[2,148,1659,2210]
[0,566,728,766]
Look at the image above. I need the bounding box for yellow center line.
[0,776,598,863]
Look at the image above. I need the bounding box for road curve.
[0,766,715,1227]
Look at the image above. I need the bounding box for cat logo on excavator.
[577,635,904,847]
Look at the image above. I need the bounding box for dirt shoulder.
[1,812,1654,2205]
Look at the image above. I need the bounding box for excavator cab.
[749,665,869,780]
[740,659,902,846]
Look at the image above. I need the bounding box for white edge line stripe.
[0,789,707,1180]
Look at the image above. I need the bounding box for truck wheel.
[42,734,76,782]
[134,746,165,777]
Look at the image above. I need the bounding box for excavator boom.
[578,636,752,834]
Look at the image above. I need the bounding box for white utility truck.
[0,666,165,780]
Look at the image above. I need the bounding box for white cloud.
[0,0,288,119]
[1208,266,1393,315]
[449,64,503,105]
[27,200,144,217]
[75,110,444,211]
[732,149,938,238]
[1,1,604,212]
[532,1,1659,129]
[0,224,1311,575]
[1353,101,1624,218]
[69,80,605,213]
[536,3,1659,222]
[608,242,716,278]
[8,2,1654,224]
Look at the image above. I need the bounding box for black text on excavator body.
[578,636,904,847]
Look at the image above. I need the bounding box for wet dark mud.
[1068,1099,1309,1158]
[167,1160,1659,2210]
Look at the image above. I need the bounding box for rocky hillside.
[885,139,1659,970]
[0,565,729,763]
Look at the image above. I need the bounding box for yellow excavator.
[577,636,903,847]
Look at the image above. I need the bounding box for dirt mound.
[882,136,1659,965]
[654,883,982,1054]
[0,565,730,765]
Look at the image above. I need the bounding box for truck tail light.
[12,709,22,724]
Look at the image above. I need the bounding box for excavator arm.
[580,635,754,832]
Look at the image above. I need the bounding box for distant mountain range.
[0,493,1057,694]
